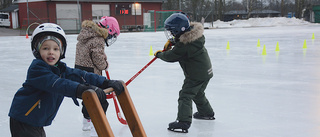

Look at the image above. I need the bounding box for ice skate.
[167,120,191,133]
[193,112,215,120]
[90,121,98,137]
[82,118,92,131]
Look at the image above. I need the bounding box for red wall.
[111,2,162,28]
[18,1,163,30]
[81,3,92,20]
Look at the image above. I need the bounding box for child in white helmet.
[8,23,124,137]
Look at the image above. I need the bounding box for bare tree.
[241,0,264,18]
[163,0,180,10]
[295,0,305,18]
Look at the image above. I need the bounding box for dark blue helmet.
[164,12,190,37]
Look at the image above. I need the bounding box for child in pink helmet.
[75,16,120,135]
[98,16,120,46]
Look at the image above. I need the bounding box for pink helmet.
[99,16,120,46]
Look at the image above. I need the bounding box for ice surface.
[1,19,320,137]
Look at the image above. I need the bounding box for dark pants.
[177,78,214,122]
[10,118,46,137]
[75,65,109,119]
[82,100,109,119]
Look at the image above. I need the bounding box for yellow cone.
[312,33,315,40]
[303,40,307,49]
[275,42,280,51]
[257,39,261,47]
[149,46,154,56]
[262,45,267,55]
[226,41,230,50]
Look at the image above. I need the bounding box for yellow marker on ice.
[275,42,280,51]
[303,40,307,49]
[262,45,267,55]
[149,46,154,56]
[226,41,230,50]
[312,33,315,40]
[257,39,261,47]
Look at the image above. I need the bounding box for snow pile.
[204,17,312,29]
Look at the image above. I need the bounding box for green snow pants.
[177,78,214,122]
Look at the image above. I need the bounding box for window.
[132,3,141,15]
[0,14,8,19]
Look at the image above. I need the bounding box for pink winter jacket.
[75,20,109,75]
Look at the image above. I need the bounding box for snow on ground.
[204,17,312,28]
[1,17,320,137]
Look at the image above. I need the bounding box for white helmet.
[31,23,67,59]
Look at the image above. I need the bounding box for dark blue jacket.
[8,59,106,127]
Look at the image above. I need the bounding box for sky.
[1,17,320,137]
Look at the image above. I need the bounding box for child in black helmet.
[154,12,215,133]
[8,23,124,137]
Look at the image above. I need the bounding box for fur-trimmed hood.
[179,22,204,44]
[77,20,109,42]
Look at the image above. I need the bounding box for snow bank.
[204,17,312,29]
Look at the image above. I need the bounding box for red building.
[15,0,165,32]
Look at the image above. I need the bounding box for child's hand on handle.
[76,84,106,100]
[101,80,124,96]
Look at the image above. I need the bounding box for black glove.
[76,84,106,100]
[77,84,108,114]
[100,80,125,96]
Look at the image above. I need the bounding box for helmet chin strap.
[104,38,110,47]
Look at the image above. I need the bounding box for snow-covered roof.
[225,10,280,15]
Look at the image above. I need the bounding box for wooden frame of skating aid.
[83,83,147,137]
[82,89,114,137]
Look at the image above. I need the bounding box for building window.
[116,4,131,15]
[132,3,141,15]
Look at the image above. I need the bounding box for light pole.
[134,3,137,29]
[77,0,81,31]
[27,0,29,27]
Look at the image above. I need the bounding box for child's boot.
[167,120,191,133]
[90,121,98,137]
[82,118,91,131]
[193,112,215,120]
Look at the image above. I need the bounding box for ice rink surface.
[1,24,320,137]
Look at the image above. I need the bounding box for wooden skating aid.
[104,83,147,137]
[82,89,114,137]
[83,83,147,137]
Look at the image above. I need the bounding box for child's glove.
[76,84,106,100]
[76,84,108,112]
[154,50,162,57]
[164,40,174,51]
[100,80,124,96]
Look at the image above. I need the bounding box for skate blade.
[194,117,215,120]
[167,128,188,133]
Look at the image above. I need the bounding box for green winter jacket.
[157,22,213,80]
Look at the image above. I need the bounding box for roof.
[0,4,19,12]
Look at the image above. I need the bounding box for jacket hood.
[77,20,109,42]
[179,22,204,44]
